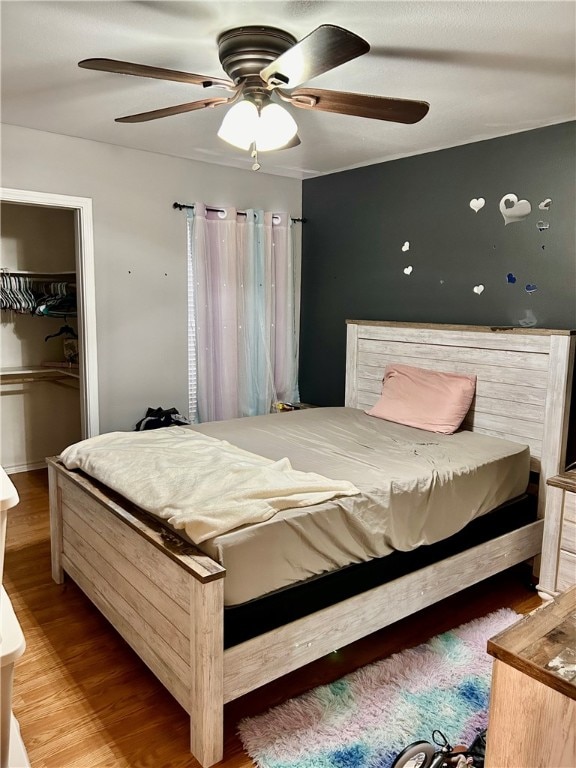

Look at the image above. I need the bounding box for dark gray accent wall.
[299,121,576,406]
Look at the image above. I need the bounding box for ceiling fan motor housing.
[217,26,297,84]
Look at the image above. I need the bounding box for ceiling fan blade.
[259,25,369,89]
[79,58,235,90]
[115,96,230,123]
[285,88,430,124]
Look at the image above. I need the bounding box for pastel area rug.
[238,608,519,768]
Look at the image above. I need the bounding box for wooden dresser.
[485,587,576,768]
[539,471,576,598]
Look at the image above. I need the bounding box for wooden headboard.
[345,321,575,498]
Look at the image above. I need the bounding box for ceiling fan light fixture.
[256,103,298,151]
[218,98,298,152]
[217,99,259,150]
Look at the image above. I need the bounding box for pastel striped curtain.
[187,204,298,423]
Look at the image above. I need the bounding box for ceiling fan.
[79,24,429,169]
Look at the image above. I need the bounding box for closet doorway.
[1,187,98,473]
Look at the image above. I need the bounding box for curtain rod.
[172,202,306,223]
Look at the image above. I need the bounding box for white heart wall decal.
[469,198,485,213]
[473,284,485,295]
[499,193,532,225]
[403,266,413,275]
[401,241,410,252]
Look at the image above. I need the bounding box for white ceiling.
[1,1,575,179]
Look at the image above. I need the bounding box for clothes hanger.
[44,324,78,341]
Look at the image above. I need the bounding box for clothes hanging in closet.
[0,274,76,317]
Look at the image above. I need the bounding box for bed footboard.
[48,458,226,767]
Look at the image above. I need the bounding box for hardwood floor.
[4,469,541,768]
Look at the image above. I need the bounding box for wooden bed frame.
[48,321,575,767]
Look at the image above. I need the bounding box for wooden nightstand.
[485,586,576,768]
[539,470,576,598]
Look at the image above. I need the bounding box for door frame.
[1,187,99,438]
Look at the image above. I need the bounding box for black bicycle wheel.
[391,740,436,768]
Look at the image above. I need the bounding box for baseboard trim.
[5,460,47,475]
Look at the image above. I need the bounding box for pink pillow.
[366,364,476,434]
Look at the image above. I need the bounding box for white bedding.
[60,408,530,606]
[59,426,360,544]
[190,408,531,604]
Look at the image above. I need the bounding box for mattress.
[189,407,530,606]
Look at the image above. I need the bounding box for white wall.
[1,124,302,433]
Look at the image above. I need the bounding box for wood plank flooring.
[4,469,541,768]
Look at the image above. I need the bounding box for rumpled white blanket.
[60,426,360,544]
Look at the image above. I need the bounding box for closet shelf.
[0,365,80,383]
[0,269,76,276]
